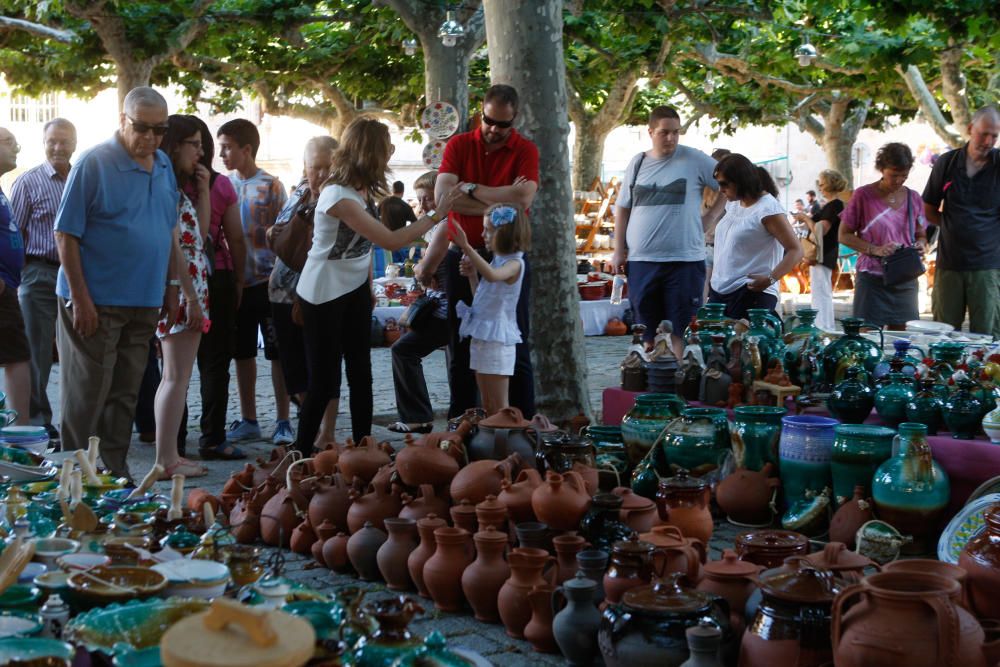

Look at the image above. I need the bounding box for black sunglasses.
[482,113,514,129]
[127,116,169,137]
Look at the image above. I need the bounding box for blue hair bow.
[490,205,517,227]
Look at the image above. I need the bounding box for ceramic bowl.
[63,597,210,654]
[31,538,80,569]
[0,637,75,665]
[67,566,167,610]
[0,611,43,639]
[18,563,47,585]
[0,585,43,613]
[151,559,230,600]
[103,536,153,565]
[32,571,71,599]
[56,553,110,572]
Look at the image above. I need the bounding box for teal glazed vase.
[746,308,785,373]
[685,302,736,361]
[778,415,839,509]
[874,372,917,428]
[662,407,731,478]
[871,422,950,555]
[906,378,945,435]
[929,341,966,377]
[731,406,787,472]
[620,393,687,466]
[820,318,883,387]
[830,424,895,507]
[782,308,824,386]
[943,378,984,440]
[827,366,875,424]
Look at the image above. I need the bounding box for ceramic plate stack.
[0,460,56,483]
[644,358,679,393]
[0,426,50,455]
[420,101,460,169]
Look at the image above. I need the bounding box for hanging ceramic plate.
[422,140,447,168]
[938,492,1000,563]
[421,102,460,139]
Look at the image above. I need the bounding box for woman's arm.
[192,165,212,239]
[331,187,460,251]
[746,213,804,292]
[447,220,522,284]
[839,220,895,258]
[794,211,831,235]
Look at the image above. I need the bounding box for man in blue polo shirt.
[54,87,180,479]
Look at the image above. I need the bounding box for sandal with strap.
[159,458,209,480]
[387,421,434,434]
[198,441,247,461]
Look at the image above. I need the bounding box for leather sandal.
[387,422,434,434]
[198,441,247,461]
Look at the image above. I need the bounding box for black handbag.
[398,294,438,331]
[881,192,925,287]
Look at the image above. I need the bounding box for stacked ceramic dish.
[152,559,231,599]
[0,426,50,455]
[938,486,1000,564]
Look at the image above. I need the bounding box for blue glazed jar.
[943,378,984,440]
[778,415,839,509]
[874,372,917,428]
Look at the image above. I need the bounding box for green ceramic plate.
[938,492,1000,564]
[237,577,328,606]
[0,585,43,612]
[283,600,346,640]
[0,637,74,662]
[113,644,163,667]
[63,597,209,654]
[0,611,43,638]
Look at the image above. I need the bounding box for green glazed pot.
[746,308,785,373]
[830,424,895,507]
[783,308,825,386]
[929,341,966,376]
[874,372,916,428]
[732,406,787,471]
[620,394,687,466]
[872,422,949,555]
[906,378,945,435]
[943,378,984,440]
[684,302,736,361]
[820,318,883,387]
[827,366,875,424]
[662,407,731,477]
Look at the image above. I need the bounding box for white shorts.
[469,339,516,376]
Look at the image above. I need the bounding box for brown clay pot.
[347,522,388,581]
[186,488,221,515]
[655,469,713,544]
[289,515,318,555]
[552,533,588,585]
[251,446,294,488]
[498,468,543,523]
[346,483,403,533]
[524,584,559,653]
[696,549,761,637]
[395,433,464,487]
[307,473,353,534]
[408,514,447,597]
[376,517,419,591]
[229,493,260,544]
[221,464,255,505]
[323,532,352,572]
[958,502,1000,619]
[260,491,306,548]
[828,485,874,549]
[312,519,337,566]
[450,499,479,535]
[637,525,705,585]
[715,462,780,527]
[531,471,591,532]
[612,487,658,534]
[462,526,511,622]
[571,463,600,497]
[735,529,809,569]
[312,443,341,476]
[475,494,508,532]
[802,541,877,583]
[423,526,473,612]
[337,436,393,485]
[605,318,628,337]
[498,547,556,638]
[399,484,450,523]
[883,558,970,609]
[249,477,280,514]
[451,453,523,505]
[603,536,663,605]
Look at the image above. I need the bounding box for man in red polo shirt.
[417,84,539,418]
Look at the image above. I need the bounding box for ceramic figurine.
[762,359,791,386]
[682,332,706,370]
[649,320,676,361]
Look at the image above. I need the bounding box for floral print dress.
[156,192,210,338]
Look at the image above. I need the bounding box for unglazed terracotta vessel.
[450,453,523,505]
[696,549,761,636]
[958,502,1000,619]
[613,487,658,533]
[828,485,873,549]
[655,469,713,544]
[398,484,450,523]
[475,494,508,532]
[347,521,387,581]
[531,471,591,532]
[346,482,403,533]
[639,525,706,585]
[307,473,353,534]
[498,547,556,638]
[289,515,317,555]
[498,468,543,523]
[312,519,337,566]
[524,584,559,653]
[552,533,588,585]
[715,463,779,527]
[462,526,510,622]
[376,517,419,591]
[337,436,393,484]
[408,514,447,597]
[323,531,352,573]
[395,432,464,487]
[423,526,473,612]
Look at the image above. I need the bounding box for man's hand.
[162,285,180,325]
[71,294,99,338]
[746,273,774,292]
[611,249,627,275]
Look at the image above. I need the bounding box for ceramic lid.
[612,535,655,555]
[685,622,722,651]
[658,468,706,491]
[562,572,598,592]
[473,526,508,544]
[622,573,713,616]
[479,407,533,429]
[451,499,477,516]
[475,495,506,512]
[803,542,874,572]
[703,550,760,578]
[736,529,808,552]
[612,487,656,510]
[758,558,841,604]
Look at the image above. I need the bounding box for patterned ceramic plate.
[938,492,1000,564]
[421,101,460,139]
[422,140,447,168]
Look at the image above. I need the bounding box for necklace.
[879,181,900,204]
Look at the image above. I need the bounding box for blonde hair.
[413,170,437,193]
[817,169,847,194]
[325,117,391,198]
[484,203,531,254]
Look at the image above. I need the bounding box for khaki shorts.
[932,268,1000,336]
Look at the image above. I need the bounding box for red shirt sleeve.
[515,140,540,184]
[439,133,466,177]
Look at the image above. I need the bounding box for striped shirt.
[10,161,67,263]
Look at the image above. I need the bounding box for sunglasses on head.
[482,114,514,129]
[127,116,169,137]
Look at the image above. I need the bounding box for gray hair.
[43,118,76,136]
[971,105,1000,126]
[304,135,338,158]
[123,87,167,117]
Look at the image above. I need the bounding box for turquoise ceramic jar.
[620,394,687,466]
[906,378,945,435]
[782,308,824,387]
[820,318,883,386]
[778,415,839,508]
[830,424,895,507]
[746,309,785,372]
[874,372,917,427]
[731,406,786,472]
[827,366,875,424]
[943,378,984,440]
[661,407,732,477]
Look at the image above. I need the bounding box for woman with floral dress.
[153,115,211,478]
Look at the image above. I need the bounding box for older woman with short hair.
[794,168,848,330]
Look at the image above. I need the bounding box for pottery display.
[828,485,874,549]
[311,519,336,566]
[872,422,950,554]
[715,463,779,527]
[579,493,636,552]
[553,573,603,666]
[907,377,946,434]
[829,424,895,506]
[531,471,591,532]
[398,484,450,523]
[395,434,464,487]
[696,549,761,636]
[826,366,875,424]
[620,394,687,466]
[552,533,588,584]
[468,407,537,461]
[777,415,838,508]
[874,372,917,427]
[347,522,387,581]
[498,547,556,638]
[730,406,785,472]
[819,317,883,386]
[654,469,713,544]
[498,468,543,524]
[958,502,1000,619]
[377,518,419,591]
[944,377,985,439]
[462,526,510,623]
[346,482,403,534]
[450,453,523,505]
[882,558,970,609]
[734,530,809,569]
[422,527,472,612]
[524,584,559,653]
[684,302,737,361]
[337,437,393,484]
[746,309,784,371]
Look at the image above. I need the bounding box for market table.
[601,385,1000,515]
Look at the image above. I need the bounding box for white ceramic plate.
[938,492,1000,564]
[0,612,42,639]
[420,102,460,139]
[421,140,447,168]
[906,319,955,334]
[152,559,230,600]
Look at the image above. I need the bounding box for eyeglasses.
[716,179,730,188]
[0,137,20,152]
[482,113,514,129]
[126,116,169,137]
[181,139,203,150]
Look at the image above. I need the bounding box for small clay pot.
[450,499,479,535]
[499,468,543,524]
[312,444,341,476]
[377,517,419,591]
[612,487,658,534]
[531,471,591,533]
[323,532,352,573]
[399,484,450,523]
[313,519,337,567]
[475,494,508,532]
[337,436,392,485]
[715,463,780,527]
[289,515,318,555]
[347,522,388,581]
[408,514,447,597]
[552,533,588,585]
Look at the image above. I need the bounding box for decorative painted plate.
[422,140,447,168]
[420,101,460,139]
[63,597,210,653]
[0,637,74,662]
[938,492,1000,564]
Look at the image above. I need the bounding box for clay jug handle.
[830,582,866,650]
[924,594,960,667]
[551,585,567,618]
[653,545,699,585]
[654,525,686,541]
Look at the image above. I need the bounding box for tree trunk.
[821,99,868,185]
[115,60,155,112]
[572,118,609,191]
[484,0,591,422]
[422,40,474,129]
[896,64,965,148]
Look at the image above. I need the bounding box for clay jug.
[883,559,970,610]
[221,463,255,511]
[828,485,874,549]
[655,469,713,544]
[346,482,402,533]
[312,519,337,566]
[531,471,592,532]
[462,526,511,622]
[186,488,221,515]
[347,521,387,581]
[639,525,707,584]
[696,549,761,637]
[337,436,392,485]
[524,584,559,653]
[498,468,543,523]
[423,526,473,612]
[312,443,341,476]
[395,433,464,487]
[289,515,317,555]
[832,571,987,667]
[229,493,260,544]
[604,537,660,605]
[260,489,306,548]
[475,494,508,532]
[552,573,602,665]
[369,460,398,496]
[408,514,447,597]
[958,502,1000,619]
[498,547,556,638]
[307,473,353,534]
[469,407,537,461]
[376,517,419,591]
[613,487,659,534]
[451,452,523,505]
[715,463,779,527]
[249,476,280,513]
[552,533,588,585]
[323,531,352,572]
[251,446,293,487]
[398,484,450,523]
[450,499,479,535]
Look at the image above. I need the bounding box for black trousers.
[708,285,778,321]
[294,283,373,454]
[445,246,535,419]
[134,337,159,435]
[391,315,450,424]
[194,269,238,448]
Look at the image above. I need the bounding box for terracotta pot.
[604,536,659,605]
[696,549,761,637]
[612,487,658,534]
[307,473,353,534]
[337,436,393,485]
[802,541,877,583]
[637,525,705,585]
[346,482,402,533]
[408,514,447,597]
[260,484,307,547]
[958,502,1000,619]
[715,462,780,527]
[605,318,628,336]
[369,461,398,496]
[249,476,279,513]
[186,488,221,515]
[312,519,337,566]
[450,499,479,535]
[531,471,591,532]
[423,526,473,612]
[221,464,255,511]
[552,533,588,585]
[832,571,987,667]
[572,462,600,497]
[654,469,713,544]
[289,515,318,555]
[734,529,809,569]
[323,532,352,573]
[229,493,260,544]
[462,525,511,622]
[313,443,341,476]
[475,494,508,532]
[398,484,450,523]
[499,468,543,523]
[376,517,419,591]
[347,522,387,581]
[828,485,873,549]
[451,453,523,505]
[498,547,556,638]
[395,433,464,487]
[251,446,293,488]
[524,584,559,653]
[884,558,969,609]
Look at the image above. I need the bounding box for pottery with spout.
[451,453,523,505]
[398,484,450,523]
[532,470,592,532]
[715,463,779,527]
[498,468,543,523]
[307,472,353,534]
[346,481,403,533]
[337,436,393,485]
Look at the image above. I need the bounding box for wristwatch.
[425,210,441,223]
[462,183,479,199]
[167,279,181,288]
[767,274,778,286]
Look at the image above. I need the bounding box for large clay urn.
[408,514,447,597]
[696,549,761,637]
[463,526,511,622]
[958,502,1000,619]
[423,526,473,612]
[451,453,523,505]
[312,519,337,566]
[376,517,419,591]
[498,468,543,523]
[499,547,556,638]
[337,436,392,485]
[346,482,403,533]
[398,484,450,523]
[395,433,465,487]
[323,531,352,573]
[524,584,559,653]
[532,471,592,532]
[307,473,353,533]
[347,521,387,581]
[289,515,318,555]
[832,571,987,667]
[715,463,780,527]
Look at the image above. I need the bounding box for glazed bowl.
[0,637,75,666]
[56,553,110,572]
[0,585,43,613]
[31,538,80,570]
[66,566,167,610]
[579,281,607,301]
[0,611,43,639]
[151,559,230,599]
[32,572,71,600]
[102,536,153,566]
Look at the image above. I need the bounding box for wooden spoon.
[87,435,101,470]
[167,473,185,521]
[75,449,102,486]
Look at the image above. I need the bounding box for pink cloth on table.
[840,184,926,276]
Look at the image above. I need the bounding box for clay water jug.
[346,482,403,533]
[655,469,713,544]
[524,584,559,653]
[532,470,591,532]
[475,494,508,532]
[451,452,523,505]
[347,521,387,581]
[639,525,706,585]
[260,476,308,547]
[408,514,447,597]
[229,493,260,544]
[398,484,450,523]
[614,487,659,534]
[498,468,543,523]
[696,549,761,636]
[462,526,511,622]
[395,433,464,487]
[312,443,341,476]
[552,573,602,666]
[469,406,537,461]
[958,502,1000,619]
[312,519,337,566]
[553,533,588,584]
[337,436,392,484]
[307,472,353,533]
[251,446,293,487]
[323,531,352,572]
[376,517,418,591]
[715,463,779,527]
[423,526,473,612]
[289,515,317,555]
[221,463,255,510]
[498,547,556,638]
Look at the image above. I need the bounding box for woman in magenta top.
[839,142,928,330]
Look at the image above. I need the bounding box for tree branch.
[895,63,964,147]
[688,42,831,95]
[940,43,971,131]
[0,15,78,42]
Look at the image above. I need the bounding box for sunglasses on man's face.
[127,116,169,137]
[482,114,514,129]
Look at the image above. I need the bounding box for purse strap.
[905,188,914,245]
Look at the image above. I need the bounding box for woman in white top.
[292,118,460,454]
[709,153,803,320]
